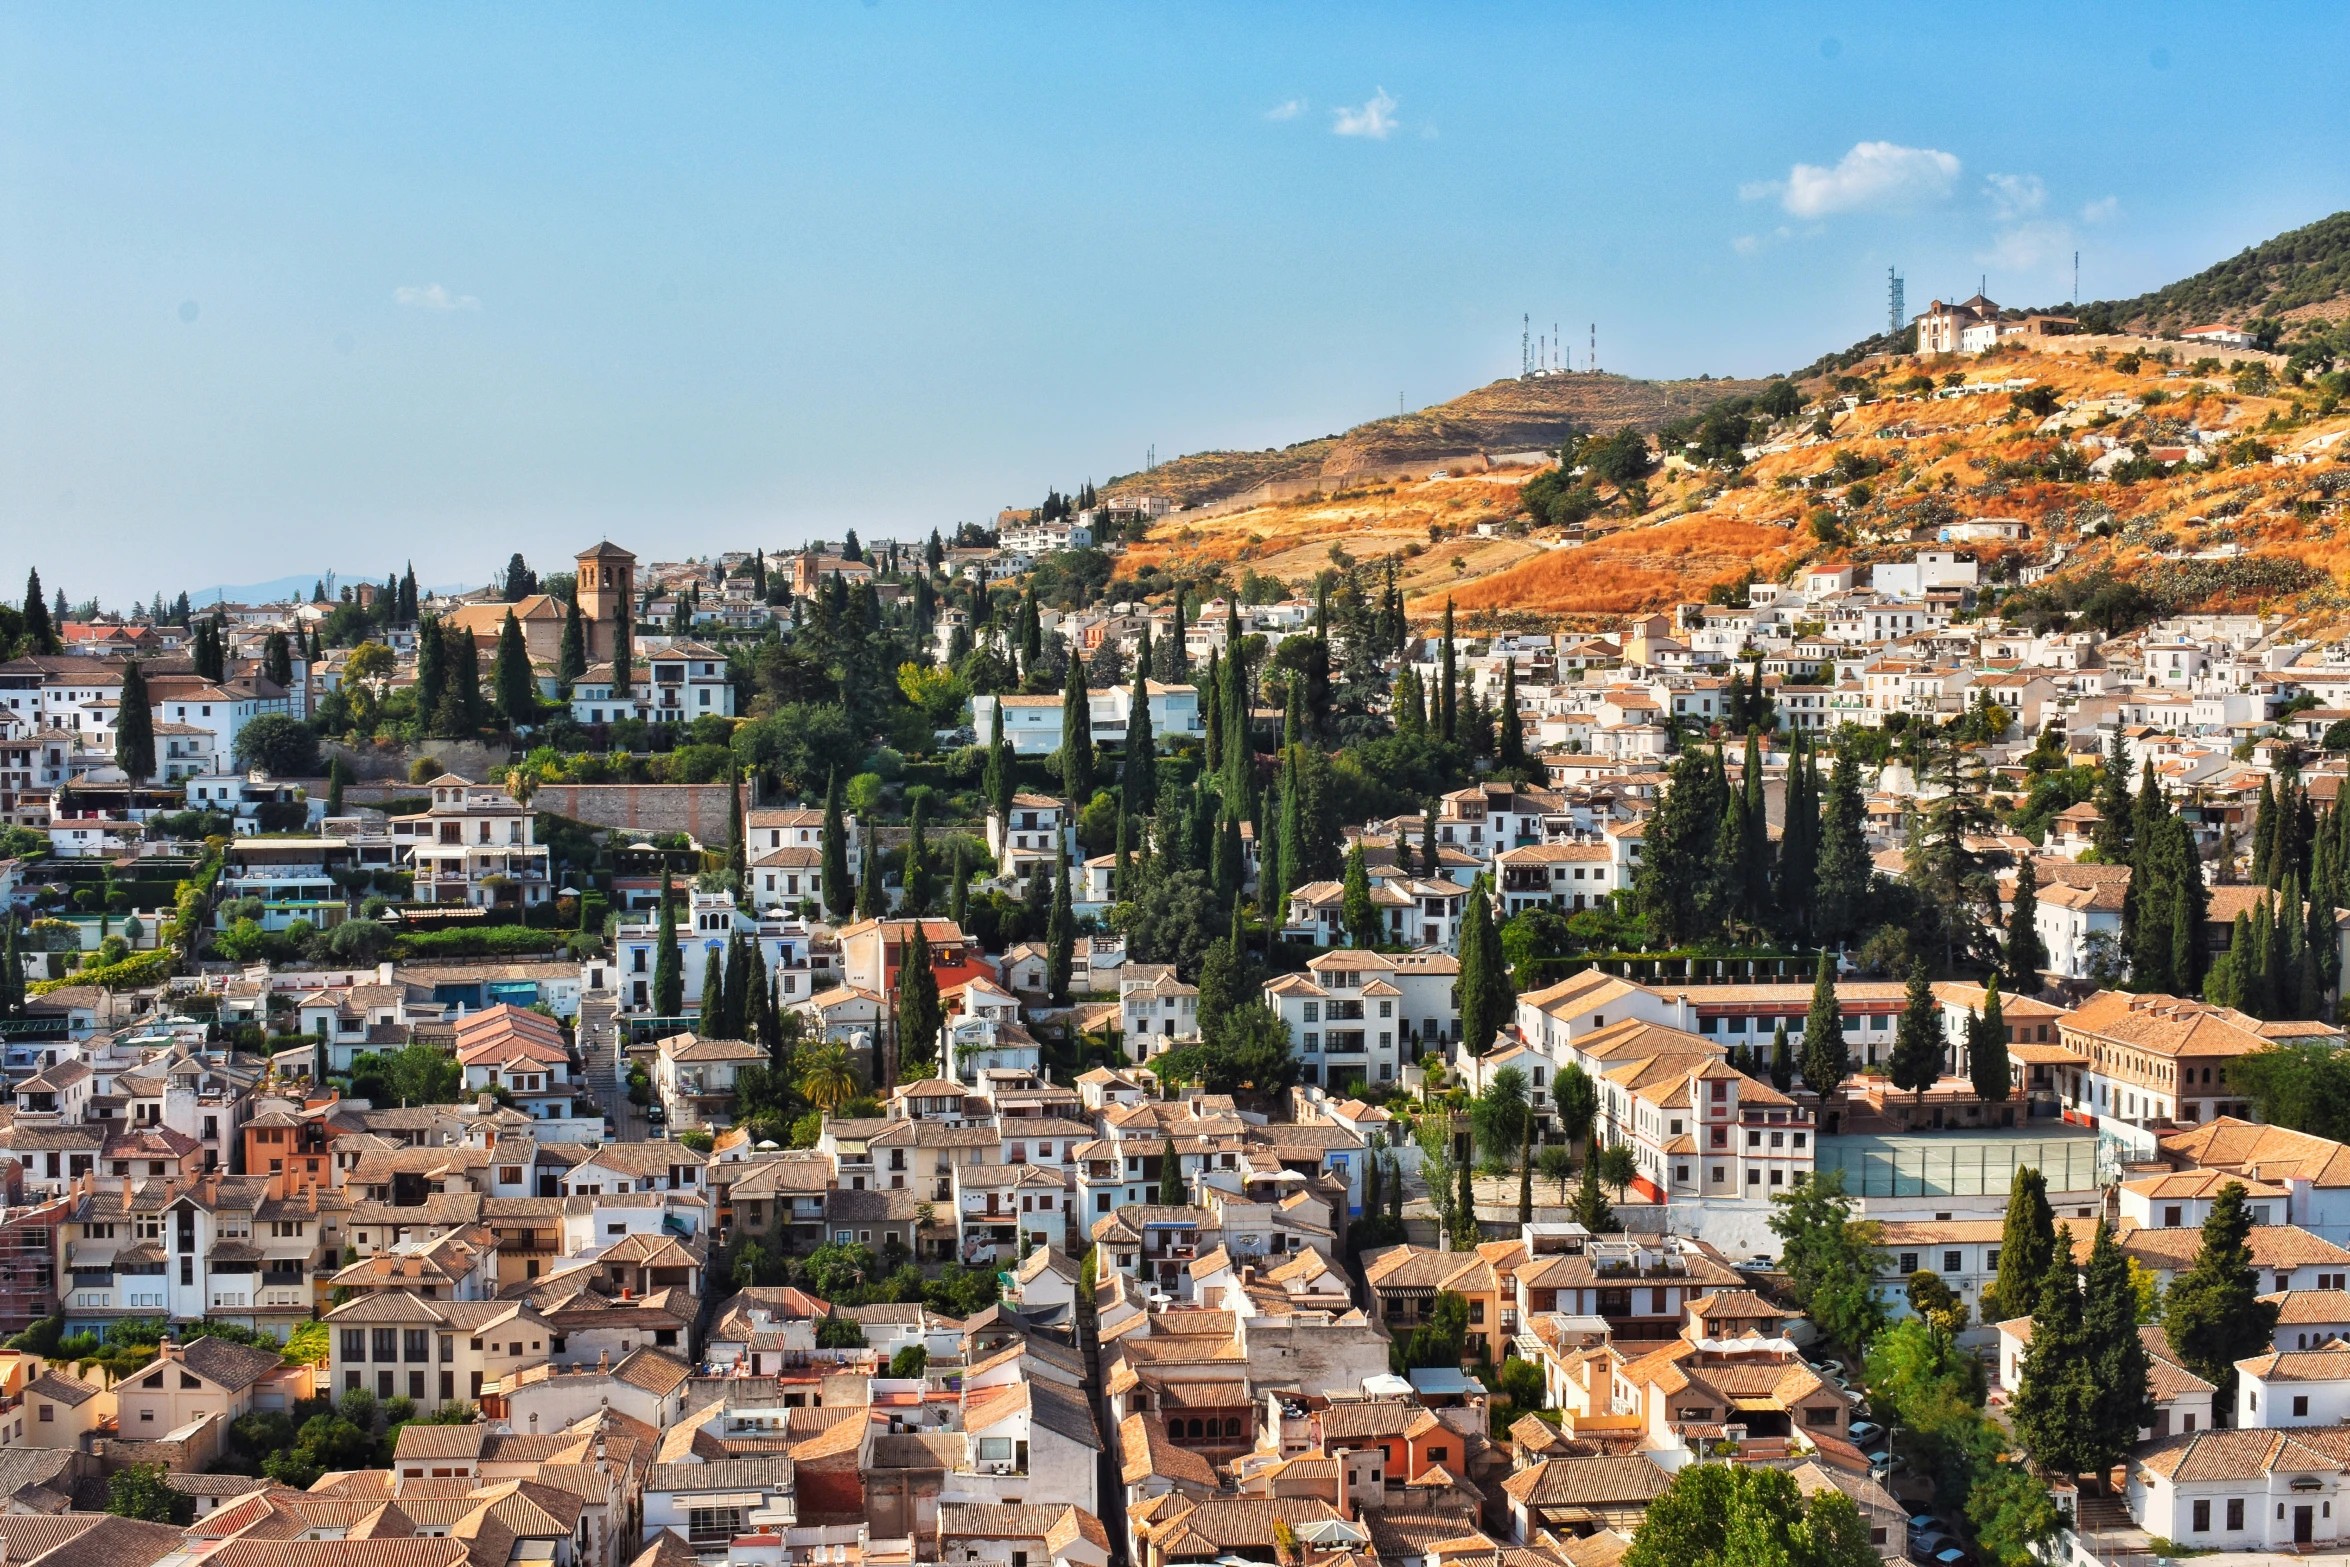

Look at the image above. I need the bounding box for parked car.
[1848,1420,1885,1447]
[1931,1548,1973,1567]
[645,1103,667,1124]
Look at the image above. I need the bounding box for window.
[2193,1500,2210,1533]
[2227,1499,2244,1531]
[2296,1395,2310,1417]
[1899,1253,1919,1274]
[1805,1407,1835,1426]
[1943,1251,1962,1274]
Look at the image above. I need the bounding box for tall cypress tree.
[0,916,21,1020]
[1768,1021,1793,1092]
[1499,659,1526,770]
[897,926,942,1078]
[114,660,155,784]
[1814,747,1870,947]
[2007,854,2048,988]
[1062,656,1094,804]
[2012,1229,2094,1479]
[1740,729,1772,929]
[1048,840,1074,1003]
[653,869,683,1016]
[857,833,883,920]
[2165,1183,2281,1418]
[22,571,55,656]
[1159,1135,1184,1205]
[557,593,587,690]
[821,770,854,920]
[2081,1219,2156,1468]
[1457,877,1509,1056]
[2251,775,2279,888]
[1970,978,2011,1104]
[440,626,484,733]
[697,946,724,1038]
[494,611,536,729]
[1800,950,1846,1097]
[1440,599,1457,742]
[904,793,935,915]
[1124,629,1154,808]
[1889,961,1941,1099]
[949,841,970,926]
[723,932,750,1038]
[415,617,445,729]
[610,595,634,697]
[1202,650,1223,774]
[1776,730,1816,943]
[2094,727,2135,863]
[1981,1166,2056,1324]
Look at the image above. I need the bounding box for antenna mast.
[1887,267,1905,338]
[1521,314,1530,377]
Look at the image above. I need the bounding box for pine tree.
[653,870,683,1016]
[1060,658,1093,804]
[821,770,854,920]
[1124,629,1154,807]
[114,660,154,784]
[1981,1165,2056,1324]
[1970,977,2011,1104]
[1889,961,1941,1099]
[557,593,587,690]
[1801,951,1846,1097]
[1768,1022,1794,1092]
[1813,747,1871,946]
[1571,1159,1614,1234]
[494,610,536,728]
[2007,855,2048,989]
[2011,1232,2093,1479]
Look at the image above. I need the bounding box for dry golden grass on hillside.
[1121,342,2350,625]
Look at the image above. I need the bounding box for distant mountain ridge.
[2075,209,2350,332]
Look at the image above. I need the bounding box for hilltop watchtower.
[575,540,637,660]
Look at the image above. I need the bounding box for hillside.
[1117,341,2350,626]
[2076,209,2350,332]
[1100,370,1774,510]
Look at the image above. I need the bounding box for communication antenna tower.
[1887,268,1905,337]
[2073,250,2080,307]
[1589,324,1596,373]
[1521,314,1530,377]
[1553,324,1560,371]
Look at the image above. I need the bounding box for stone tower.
[574,541,637,661]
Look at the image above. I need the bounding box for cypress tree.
[904,794,935,915]
[1159,1135,1183,1205]
[114,660,155,784]
[2165,1182,2282,1417]
[1440,599,1457,742]
[1114,809,1132,900]
[1970,977,2010,1104]
[1216,809,1246,909]
[1340,842,1374,948]
[0,916,20,1020]
[1048,840,1074,1003]
[857,833,883,920]
[1421,802,1440,879]
[723,932,750,1038]
[1456,1146,1477,1250]
[440,625,484,732]
[1061,656,1094,804]
[557,593,587,690]
[949,841,970,926]
[2094,728,2134,862]
[1124,629,1154,807]
[1768,1021,1793,1092]
[1499,659,1526,769]
[2280,875,2306,1015]
[652,870,683,1015]
[1776,730,1816,944]
[989,704,1016,823]
[610,592,634,697]
[1813,747,1870,946]
[1889,961,1941,1099]
[1741,729,1772,930]
[821,770,854,920]
[698,946,725,1038]
[2252,775,2278,887]
[1458,877,1507,1055]
[1517,1110,1534,1228]
[494,611,536,728]
[2013,1224,2097,1478]
[2247,896,2276,1018]
[22,570,55,656]
[415,617,445,729]
[326,756,345,816]
[1800,950,1846,1097]
[897,926,942,1077]
[2206,911,2251,1010]
[1982,1166,2057,1324]
[1277,759,1306,923]
[2081,1219,2156,1467]
[1283,678,1302,751]
[2007,854,2048,989]
[1202,649,1222,773]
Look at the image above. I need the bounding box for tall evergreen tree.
[2080,1220,2156,1467]
[2094,727,2135,862]
[2252,775,2279,887]
[1048,841,1074,1003]
[1124,630,1154,807]
[114,660,154,784]
[985,703,1015,823]
[0,916,20,1020]
[1777,730,1817,942]
[610,594,634,697]
[722,932,750,1039]
[698,947,725,1038]
[1814,747,1871,946]
[2164,1182,2281,1418]
[1714,747,1753,942]
[1341,843,1376,948]
[1981,1166,2056,1324]
[415,617,445,726]
[1202,650,1222,774]
[1635,745,1727,948]
[1969,978,2011,1104]
[1800,951,1846,1097]
[1421,802,1440,879]
[857,833,883,920]
[897,926,943,1077]
[904,794,935,914]
[439,625,484,733]
[949,841,970,926]
[821,770,854,920]
[653,869,683,1016]
[262,629,293,689]
[493,611,536,728]
[557,593,587,690]
[1498,659,1526,769]
[1440,599,1457,742]
[1889,961,1941,1099]
[1457,878,1508,1056]
[2011,1229,2094,1479]
[2006,854,2048,988]
[1159,1135,1184,1205]
[22,571,55,656]
[1768,1022,1794,1093]
[1060,655,1094,803]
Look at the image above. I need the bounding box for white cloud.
[394,284,480,312]
[1733,234,1761,256]
[1264,98,1305,121]
[1332,88,1398,140]
[1983,220,2074,273]
[1731,226,1794,257]
[1746,141,1961,217]
[1984,172,2046,220]
[2082,195,2121,223]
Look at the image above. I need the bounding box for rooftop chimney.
[599,1349,610,1372]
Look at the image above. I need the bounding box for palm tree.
[796,1041,859,1115]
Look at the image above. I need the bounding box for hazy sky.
[7,2,2350,608]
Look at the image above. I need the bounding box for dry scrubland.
[1120,343,2350,628]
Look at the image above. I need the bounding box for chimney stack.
[599,1349,610,1372]
[1337,1449,1352,1521]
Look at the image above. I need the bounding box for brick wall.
[534,783,741,846]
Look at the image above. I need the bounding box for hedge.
[386,925,565,960]
[31,950,173,994]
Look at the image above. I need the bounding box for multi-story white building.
[567,640,736,725]
[389,774,553,911]
[971,681,1202,758]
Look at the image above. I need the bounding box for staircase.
[577,991,623,1132]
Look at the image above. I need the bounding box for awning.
[689,1493,772,1508]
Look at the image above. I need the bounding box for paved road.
[579,991,655,1143]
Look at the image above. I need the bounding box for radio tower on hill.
[1888,267,1905,338]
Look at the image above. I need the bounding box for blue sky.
[6,3,2350,608]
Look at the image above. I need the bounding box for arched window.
[1224,1417,1242,1438]
[1186,1418,1203,1440]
